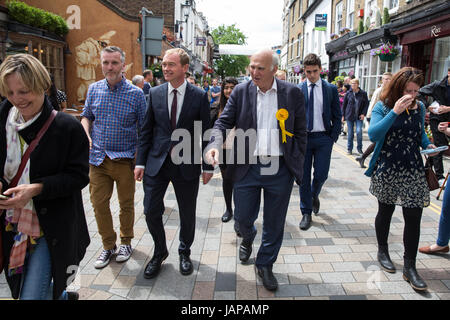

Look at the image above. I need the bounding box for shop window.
[335,2,343,34]
[431,36,450,83]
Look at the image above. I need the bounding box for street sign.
[315,14,327,31]
[140,7,164,69]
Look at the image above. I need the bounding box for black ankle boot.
[377,245,396,273]
[403,258,428,291]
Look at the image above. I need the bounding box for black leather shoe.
[67,291,79,300]
[239,240,253,262]
[377,245,396,273]
[355,156,367,168]
[256,266,278,291]
[299,214,312,230]
[312,197,320,215]
[403,259,428,291]
[221,210,233,222]
[179,254,193,276]
[144,251,168,279]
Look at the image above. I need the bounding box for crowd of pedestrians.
[0,46,449,299]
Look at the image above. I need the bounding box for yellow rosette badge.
[276,108,293,143]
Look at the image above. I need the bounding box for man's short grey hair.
[132,74,145,86]
[271,53,279,71]
[101,46,125,63]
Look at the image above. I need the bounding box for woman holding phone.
[0,54,90,300]
[365,67,438,291]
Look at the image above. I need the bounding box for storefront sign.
[431,25,441,37]
[315,14,327,31]
[196,37,207,46]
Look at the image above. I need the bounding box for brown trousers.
[89,157,135,250]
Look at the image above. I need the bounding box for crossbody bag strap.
[9,110,57,188]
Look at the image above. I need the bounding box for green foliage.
[7,0,69,36]
[383,8,390,25]
[211,24,250,78]
[334,75,345,83]
[358,19,364,34]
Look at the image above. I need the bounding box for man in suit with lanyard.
[206,49,307,291]
[299,53,342,231]
[134,48,213,279]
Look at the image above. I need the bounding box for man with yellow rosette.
[205,49,307,291]
[298,53,342,231]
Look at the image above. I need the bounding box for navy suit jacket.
[301,79,342,142]
[342,88,369,122]
[209,79,307,184]
[136,82,213,180]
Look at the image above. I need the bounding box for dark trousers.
[300,132,334,215]
[143,156,199,258]
[375,201,423,260]
[430,119,448,180]
[220,164,233,213]
[233,157,294,267]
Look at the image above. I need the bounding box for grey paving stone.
[275,284,310,297]
[321,272,356,284]
[309,284,346,296]
[330,295,367,300]
[128,286,152,300]
[215,272,236,292]
[305,238,335,246]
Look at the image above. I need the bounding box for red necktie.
[171,89,178,130]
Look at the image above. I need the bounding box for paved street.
[1,132,450,300]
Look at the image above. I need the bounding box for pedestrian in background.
[143,69,153,95]
[356,72,392,168]
[206,49,307,291]
[134,48,213,280]
[210,78,221,122]
[0,54,90,299]
[298,53,341,231]
[275,70,286,81]
[215,77,239,227]
[81,46,147,270]
[47,74,67,112]
[365,67,438,291]
[418,67,450,186]
[342,78,369,155]
[419,120,450,256]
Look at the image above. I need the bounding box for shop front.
[392,9,450,84]
[345,27,399,98]
[325,31,356,81]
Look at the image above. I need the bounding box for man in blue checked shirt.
[81,46,147,269]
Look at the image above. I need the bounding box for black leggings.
[220,165,233,213]
[375,201,423,260]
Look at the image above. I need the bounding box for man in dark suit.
[134,48,213,279]
[206,49,307,291]
[299,53,342,231]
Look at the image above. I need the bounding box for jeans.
[437,182,450,247]
[346,119,363,152]
[20,237,68,300]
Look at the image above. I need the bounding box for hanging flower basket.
[371,43,400,62]
[378,53,397,62]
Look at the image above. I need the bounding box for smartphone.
[0,194,11,200]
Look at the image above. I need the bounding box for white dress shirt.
[168,80,187,124]
[306,79,325,132]
[254,78,283,156]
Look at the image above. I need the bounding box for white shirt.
[168,80,187,124]
[306,79,325,132]
[254,78,283,156]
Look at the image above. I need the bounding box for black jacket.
[418,75,450,122]
[342,88,369,121]
[0,98,90,299]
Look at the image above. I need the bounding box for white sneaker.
[94,246,117,269]
[439,178,446,187]
[116,245,133,263]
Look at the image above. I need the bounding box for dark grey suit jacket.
[136,82,213,180]
[208,79,307,184]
